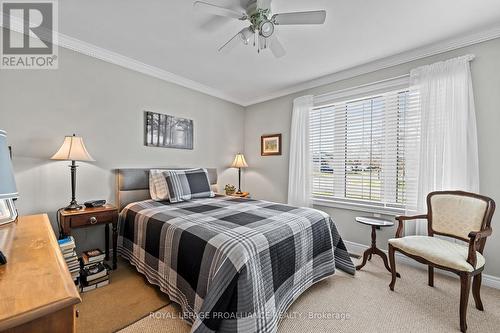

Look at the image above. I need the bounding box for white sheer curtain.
[406,55,480,235]
[288,95,314,207]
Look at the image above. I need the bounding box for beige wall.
[243,38,500,277]
[0,33,245,252]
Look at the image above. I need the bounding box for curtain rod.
[313,54,475,102]
[314,74,410,101]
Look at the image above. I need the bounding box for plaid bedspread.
[118,196,354,333]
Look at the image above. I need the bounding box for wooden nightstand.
[227,192,250,198]
[58,205,119,269]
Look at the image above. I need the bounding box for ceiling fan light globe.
[240,27,254,44]
[259,20,274,38]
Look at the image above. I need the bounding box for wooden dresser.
[0,214,81,332]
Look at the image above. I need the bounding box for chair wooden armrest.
[468,228,492,240]
[467,228,493,268]
[394,214,428,238]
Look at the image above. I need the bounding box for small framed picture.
[261,134,282,156]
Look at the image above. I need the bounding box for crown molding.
[2,12,500,108]
[56,33,245,106]
[0,12,244,106]
[242,24,500,106]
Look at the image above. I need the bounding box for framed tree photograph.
[144,111,194,149]
[261,134,282,156]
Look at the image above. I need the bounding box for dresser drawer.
[70,212,114,228]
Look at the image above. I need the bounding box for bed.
[116,168,355,333]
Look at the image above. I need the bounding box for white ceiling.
[59,0,500,106]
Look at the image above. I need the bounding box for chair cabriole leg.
[388,244,397,291]
[472,273,484,311]
[428,266,434,287]
[459,273,471,333]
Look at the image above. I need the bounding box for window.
[310,86,419,213]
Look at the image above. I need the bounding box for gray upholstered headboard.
[115,168,218,211]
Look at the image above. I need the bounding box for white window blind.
[310,87,420,212]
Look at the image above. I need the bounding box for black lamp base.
[64,161,82,211]
[236,167,243,195]
[64,202,82,211]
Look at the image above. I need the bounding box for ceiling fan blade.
[269,35,286,58]
[194,1,247,20]
[218,27,253,54]
[257,0,272,11]
[272,10,326,25]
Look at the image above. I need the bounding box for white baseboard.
[344,240,500,290]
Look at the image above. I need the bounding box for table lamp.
[51,134,94,210]
[231,153,248,194]
[0,130,18,226]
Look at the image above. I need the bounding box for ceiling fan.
[194,0,327,58]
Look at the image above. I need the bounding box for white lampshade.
[0,130,18,200]
[51,135,95,162]
[231,153,248,168]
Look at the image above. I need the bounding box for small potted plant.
[224,184,236,195]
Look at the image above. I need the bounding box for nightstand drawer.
[70,212,114,228]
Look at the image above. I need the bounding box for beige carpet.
[76,257,170,333]
[117,258,500,333]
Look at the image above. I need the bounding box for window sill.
[312,197,404,216]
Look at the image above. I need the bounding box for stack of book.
[58,236,80,284]
[80,249,110,292]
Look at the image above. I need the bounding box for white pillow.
[149,169,170,201]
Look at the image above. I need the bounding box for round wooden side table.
[355,216,400,277]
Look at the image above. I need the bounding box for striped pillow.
[164,168,215,203]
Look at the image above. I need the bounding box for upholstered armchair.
[388,191,495,333]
